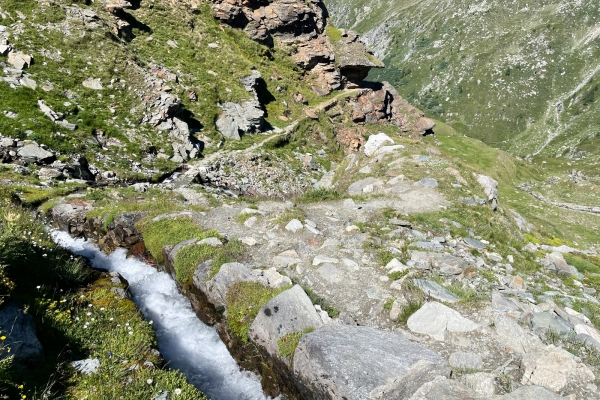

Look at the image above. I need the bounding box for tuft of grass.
[277,327,315,362]
[325,24,342,42]
[388,270,409,281]
[226,282,289,343]
[397,300,422,325]
[383,298,394,310]
[565,254,600,275]
[299,284,340,318]
[235,213,257,224]
[295,189,342,204]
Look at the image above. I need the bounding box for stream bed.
[52,230,269,400]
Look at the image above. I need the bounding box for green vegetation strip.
[0,198,206,399]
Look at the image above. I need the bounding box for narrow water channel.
[52,231,269,400]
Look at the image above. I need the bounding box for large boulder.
[0,302,44,369]
[17,143,54,164]
[476,174,499,210]
[216,100,264,140]
[332,30,383,84]
[248,285,324,360]
[292,325,450,400]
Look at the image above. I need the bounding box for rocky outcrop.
[210,0,326,45]
[347,82,435,135]
[0,135,100,182]
[331,30,383,85]
[216,71,266,140]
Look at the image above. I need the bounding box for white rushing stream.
[52,231,268,400]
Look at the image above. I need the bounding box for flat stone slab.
[463,238,486,249]
[530,312,572,338]
[407,301,479,341]
[412,279,461,303]
[293,325,449,400]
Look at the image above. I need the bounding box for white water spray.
[52,231,268,400]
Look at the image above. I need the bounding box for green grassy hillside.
[324,0,600,163]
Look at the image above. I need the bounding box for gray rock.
[494,313,543,355]
[0,137,16,147]
[70,358,100,375]
[543,252,576,275]
[491,292,522,313]
[461,372,497,397]
[204,263,291,310]
[272,249,302,269]
[521,345,594,391]
[407,301,479,340]
[448,351,483,370]
[510,209,535,232]
[151,391,171,400]
[8,52,33,70]
[476,174,498,209]
[411,279,461,303]
[491,385,565,400]
[312,255,338,266]
[411,241,444,251]
[409,377,478,400]
[417,178,438,188]
[37,167,63,180]
[317,263,342,283]
[293,325,450,400]
[216,99,264,140]
[197,237,223,247]
[463,238,486,249]
[363,132,393,157]
[56,119,78,131]
[82,78,103,90]
[530,312,572,338]
[17,143,54,163]
[0,303,44,369]
[248,285,324,359]
[347,177,383,196]
[285,218,304,232]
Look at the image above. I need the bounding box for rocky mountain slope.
[324,0,600,163]
[1,0,600,399]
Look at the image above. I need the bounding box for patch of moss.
[141,217,205,264]
[226,282,289,343]
[277,327,315,362]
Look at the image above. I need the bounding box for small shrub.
[296,189,342,204]
[388,270,409,281]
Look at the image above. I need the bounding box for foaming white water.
[52,231,268,400]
